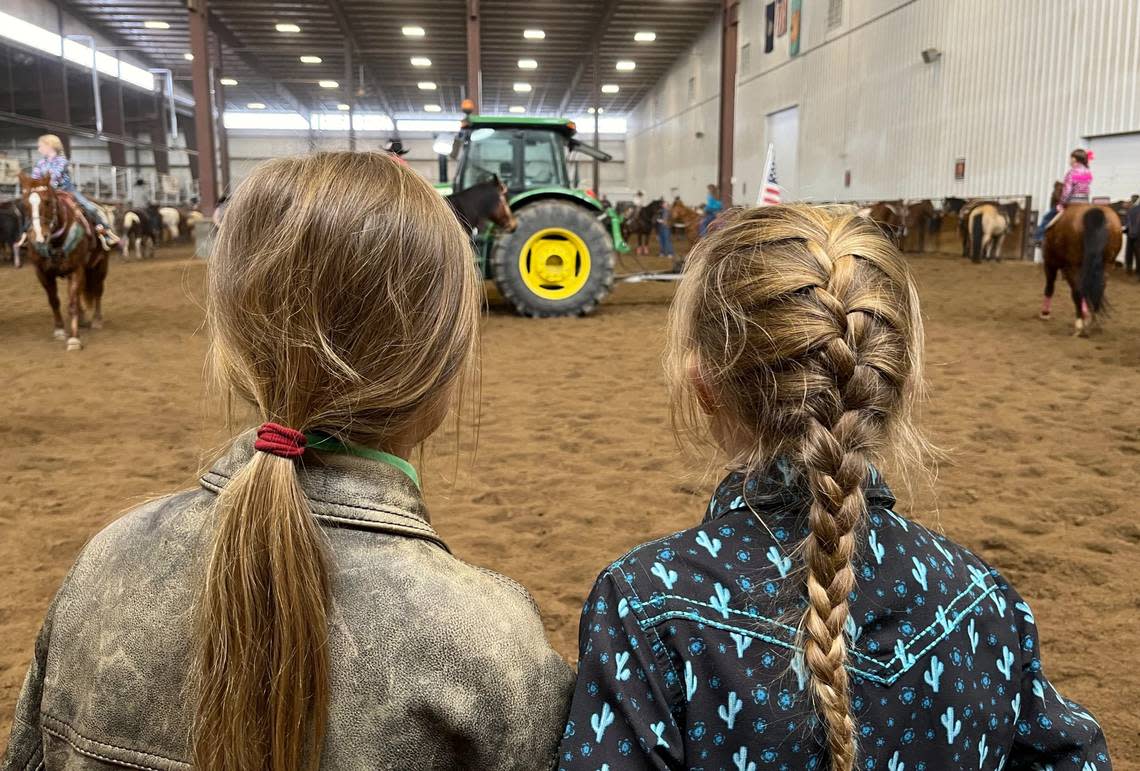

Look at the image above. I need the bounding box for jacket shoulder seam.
[40,712,190,770]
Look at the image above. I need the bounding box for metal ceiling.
[55,0,722,117]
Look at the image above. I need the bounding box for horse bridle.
[27,188,71,260]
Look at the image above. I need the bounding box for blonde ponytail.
[194,452,329,771]
[667,205,927,770]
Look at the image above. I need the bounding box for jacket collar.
[703,460,896,523]
[199,431,448,552]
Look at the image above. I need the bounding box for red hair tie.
[254,422,307,459]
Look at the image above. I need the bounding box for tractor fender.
[509,188,630,254]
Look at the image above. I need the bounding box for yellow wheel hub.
[518,227,592,300]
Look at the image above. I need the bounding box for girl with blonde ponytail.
[3,152,573,771]
[558,205,1109,770]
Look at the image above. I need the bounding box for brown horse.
[1040,203,1122,336]
[446,177,517,234]
[863,201,905,247]
[903,199,935,252]
[670,199,701,243]
[622,199,662,256]
[18,172,110,351]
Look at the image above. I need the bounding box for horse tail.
[1080,207,1109,313]
[970,209,983,261]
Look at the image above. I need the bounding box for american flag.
[759,154,781,206]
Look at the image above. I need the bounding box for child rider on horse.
[31,134,119,249]
[1035,147,1092,244]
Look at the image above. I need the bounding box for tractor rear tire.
[490,200,614,317]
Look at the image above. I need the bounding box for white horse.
[158,206,182,242]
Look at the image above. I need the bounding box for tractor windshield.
[459,128,568,193]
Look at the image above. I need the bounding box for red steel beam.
[717,0,740,207]
[466,0,481,111]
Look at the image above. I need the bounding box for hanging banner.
[776,0,788,37]
[789,0,803,56]
[764,2,775,53]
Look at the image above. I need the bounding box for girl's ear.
[688,358,717,416]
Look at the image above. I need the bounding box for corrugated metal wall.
[627,0,1140,208]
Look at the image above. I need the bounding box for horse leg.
[1040,261,1058,319]
[66,272,83,351]
[1068,277,1086,337]
[38,268,67,340]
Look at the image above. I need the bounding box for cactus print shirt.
[558,465,1110,770]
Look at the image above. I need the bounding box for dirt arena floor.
[2,245,1138,764]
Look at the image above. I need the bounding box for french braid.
[667,204,925,771]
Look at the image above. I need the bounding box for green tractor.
[440,114,629,317]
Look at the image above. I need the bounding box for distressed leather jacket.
[3,433,574,770]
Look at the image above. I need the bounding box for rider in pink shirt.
[1036,148,1092,242]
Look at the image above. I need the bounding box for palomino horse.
[670,199,701,244]
[1040,203,1122,336]
[622,199,662,256]
[446,177,518,234]
[968,202,1019,262]
[18,172,110,350]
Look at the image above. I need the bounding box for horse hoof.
[66,337,83,351]
[1038,311,1051,320]
[53,328,67,341]
[91,319,104,330]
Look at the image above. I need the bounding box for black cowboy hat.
[383,139,409,156]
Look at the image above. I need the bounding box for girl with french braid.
[558,205,1109,770]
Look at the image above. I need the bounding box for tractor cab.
[452,116,612,197]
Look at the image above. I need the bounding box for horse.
[121,208,159,260]
[17,172,110,351]
[623,200,662,256]
[863,201,906,247]
[1040,203,1122,336]
[968,202,1019,262]
[158,206,185,243]
[446,177,517,234]
[670,199,701,244]
[1,199,23,267]
[903,199,936,252]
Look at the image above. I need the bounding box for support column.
[717,0,740,207]
[54,2,72,155]
[213,34,230,194]
[592,41,600,194]
[466,0,481,111]
[345,41,355,151]
[183,116,198,182]
[102,79,127,166]
[152,93,170,174]
[188,0,218,214]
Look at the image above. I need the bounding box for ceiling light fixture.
[275,23,301,33]
[424,104,442,112]
[417,81,437,90]
[247,102,266,109]
[601,83,619,94]
[300,55,322,64]
[518,58,538,69]
[318,80,338,88]
[588,107,605,114]
[523,29,545,40]
[337,103,350,111]
[402,25,425,37]
[220,77,238,86]
[410,56,432,67]
[182,53,193,61]
[634,31,656,42]
[143,20,170,30]
[509,105,526,113]
[616,60,636,71]
[513,82,532,93]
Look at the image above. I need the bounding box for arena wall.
[627,0,1140,209]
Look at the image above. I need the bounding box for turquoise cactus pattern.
[557,466,1110,770]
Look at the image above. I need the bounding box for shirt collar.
[703,459,896,523]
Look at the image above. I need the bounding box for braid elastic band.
[254,422,307,459]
